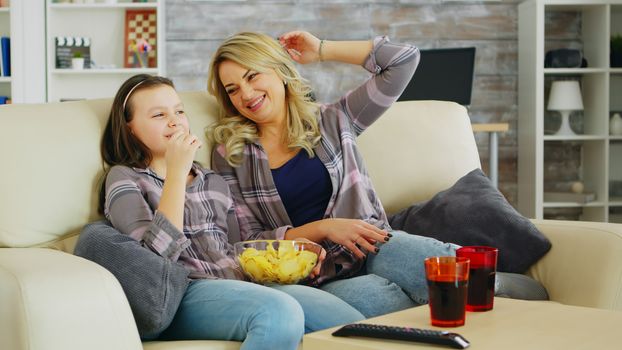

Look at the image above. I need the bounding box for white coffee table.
[303,297,622,349]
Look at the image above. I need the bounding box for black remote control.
[332,323,470,349]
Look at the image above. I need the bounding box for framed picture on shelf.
[124,9,157,68]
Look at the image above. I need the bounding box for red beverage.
[466,266,495,311]
[427,276,468,327]
[456,246,498,312]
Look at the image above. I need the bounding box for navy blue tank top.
[271,151,332,227]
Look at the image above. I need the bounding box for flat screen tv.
[398,47,476,106]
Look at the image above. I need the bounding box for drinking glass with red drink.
[424,256,470,327]
[456,246,498,312]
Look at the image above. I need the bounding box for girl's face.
[127,85,188,159]
[218,59,287,127]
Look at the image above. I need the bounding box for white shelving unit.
[0,5,15,102]
[10,0,47,103]
[46,0,164,102]
[518,0,622,223]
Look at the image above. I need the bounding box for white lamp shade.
[547,80,584,111]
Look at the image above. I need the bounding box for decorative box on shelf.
[55,36,91,69]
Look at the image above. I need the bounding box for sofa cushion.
[357,100,481,214]
[388,168,552,273]
[74,221,189,340]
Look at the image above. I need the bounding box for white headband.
[122,80,146,112]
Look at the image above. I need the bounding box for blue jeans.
[320,230,458,317]
[159,279,364,350]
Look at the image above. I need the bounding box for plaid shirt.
[104,163,245,280]
[212,36,420,285]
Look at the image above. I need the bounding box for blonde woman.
[208,31,459,318]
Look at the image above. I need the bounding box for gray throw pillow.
[74,221,189,340]
[388,169,552,273]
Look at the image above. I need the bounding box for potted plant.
[71,51,85,70]
[611,34,622,67]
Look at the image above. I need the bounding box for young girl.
[99,74,363,348]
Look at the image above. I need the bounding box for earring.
[284,81,287,86]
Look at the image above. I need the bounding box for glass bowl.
[234,240,321,284]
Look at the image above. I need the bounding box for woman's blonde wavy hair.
[207,32,321,167]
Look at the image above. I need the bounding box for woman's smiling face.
[218,59,287,127]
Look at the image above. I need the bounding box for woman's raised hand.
[319,218,390,259]
[278,31,322,64]
[165,129,202,177]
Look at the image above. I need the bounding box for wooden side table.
[471,123,509,188]
[303,297,622,350]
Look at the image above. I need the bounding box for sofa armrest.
[527,219,622,311]
[0,248,143,350]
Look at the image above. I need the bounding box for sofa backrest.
[358,100,480,214]
[0,92,218,249]
[0,93,479,250]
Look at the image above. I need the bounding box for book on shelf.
[543,192,596,204]
[0,37,9,77]
[0,42,3,77]
[55,36,91,69]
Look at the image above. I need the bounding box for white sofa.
[1,92,621,350]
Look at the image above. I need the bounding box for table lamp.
[547,80,584,136]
